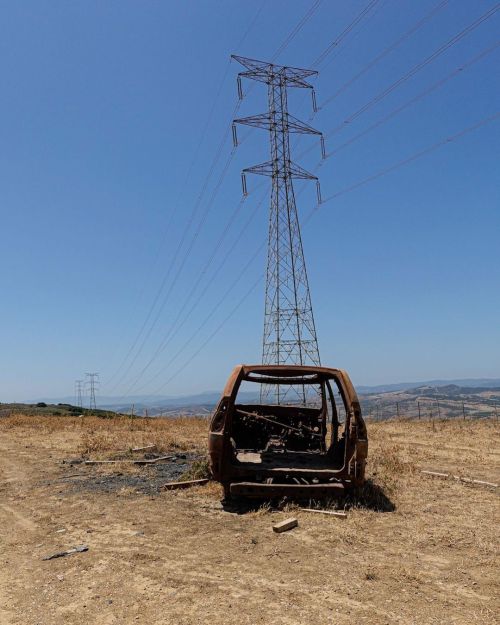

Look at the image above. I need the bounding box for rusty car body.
[208,364,368,500]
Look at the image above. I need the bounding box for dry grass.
[0,413,208,457]
[1,414,498,625]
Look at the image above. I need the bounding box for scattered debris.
[61,452,202,496]
[161,478,209,491]
[133,455,176,465]
[84,455,175,466]
[421,470,498,488]
[299,508,347,518]
[272,517,298,533]
[42,544,88,561]
[131,444,156,453]
[421,470,448,478]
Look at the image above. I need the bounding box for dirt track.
[0,416,498,625]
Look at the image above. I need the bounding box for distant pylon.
[85,372,99,411]
[232,55,324,403]
[75,379,84,410]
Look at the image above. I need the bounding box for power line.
[137,112,499,393]
[129,197,265,393]
[151,274,264,394]
[321,3,500,140]
[311,111,500,212]
[290,0,390,150]
[107,3,328,393]
[107,139,240,392]
[105,1,324,391]
[318,0,450,109]
[317,0,390,72]
[104,2,268,388]
[129,181,317,396]
[312,0,381,67]
[272,0,323,62]
[105,111,239,388]
[326,41,500,159]
[121,189,267,395]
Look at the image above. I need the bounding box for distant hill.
[356,378,500,394]
[0,402,124,418]
[22,378,500,417]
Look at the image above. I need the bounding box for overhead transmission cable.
[272,0,323,62]
[126,189,270,395]
[291,0,390,150]
[318,0,391,72]
[127,6,500,392]
[139,111,500,392]
[153,273,264,394]
[311,0,381,67]
[104,2,267,388]
[326,41,500,158]
[121,247,267,401]
[105,97,239,389]
[319,3,500,141]
[111,0,325,396]
[121,6,499,395]
[124,182,315,397]
[122,188,268,394]
[318,0,450,109]
[107,133,240,392]
[306,111,500,219]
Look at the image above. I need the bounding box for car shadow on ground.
[220,479,395,514]
[344,479,396,512]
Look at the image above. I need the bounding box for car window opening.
[232,376,348,469]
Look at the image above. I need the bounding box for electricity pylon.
[85,372,99,411]
[232,55,324,404]
[75,379,84,410]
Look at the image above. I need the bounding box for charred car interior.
[208,365,368,500]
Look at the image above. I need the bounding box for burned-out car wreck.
[208,364,368,500]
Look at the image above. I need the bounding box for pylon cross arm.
[287,114,321,136]
[234,114,272,131]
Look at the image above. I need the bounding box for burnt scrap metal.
[208,364,368,500]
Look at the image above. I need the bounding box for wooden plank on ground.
[131,444,156,452]
[133,455,175,465]
[84,455,175,466]
[300,508,347,518]
[84,460,132,465]
[421,470,449,478]
[161,478,209,490]
[272,518,298,533]
[421,470,498,488]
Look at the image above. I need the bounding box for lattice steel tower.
[85,372,99,411]
[232,55,324,403]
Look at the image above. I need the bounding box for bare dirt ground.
[0,415,498,625]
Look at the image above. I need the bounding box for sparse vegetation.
[1,413,497,624]
[179,457,211,481]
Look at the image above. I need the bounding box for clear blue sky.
[1,0,499,402]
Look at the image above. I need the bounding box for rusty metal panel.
[208,364,368,501]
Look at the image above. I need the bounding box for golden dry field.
[0,414,498,625]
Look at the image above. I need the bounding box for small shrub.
[179,458,211,481]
